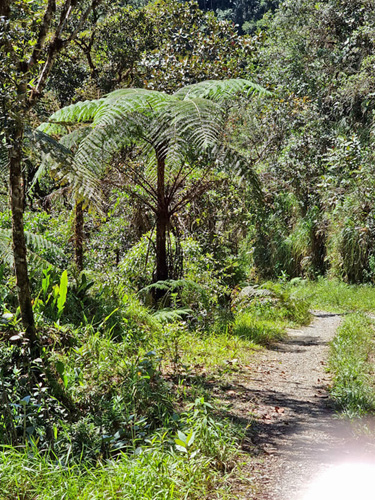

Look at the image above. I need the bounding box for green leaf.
[175,444,188,453]
[57,270,68,317]
[177,430,187,442]
[55,360,65,377]
[175,438,187,449]
[186,429,196,446]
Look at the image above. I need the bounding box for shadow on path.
[220,312,375,500]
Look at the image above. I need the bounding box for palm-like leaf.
[0,228,64,268]
[174,78,271,102]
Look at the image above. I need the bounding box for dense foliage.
[194,0,279,33]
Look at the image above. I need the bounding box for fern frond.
[25,129,74,194]
[59,127,91,151]
[154,98,224,153]
[219,146,262,198]
[174,78,271,102]
[140,279,204,294]
[25,129,73,160]
[152,307,192,324]
[46,98,106,126]
[0,228,64,268]
[0,140,8,174]
[93,89,173,125]
[31,126,105,210]
[24,231,65,258]
[37,122,69,136]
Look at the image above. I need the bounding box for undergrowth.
[0,429,234,500]
[0,264,312,500]
[329,313,375,416]
[290,277,375,313]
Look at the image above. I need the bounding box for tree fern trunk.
[9,120,37,345]
[156,212,169,282]
[74,200,84,272]
[155,154,169,286]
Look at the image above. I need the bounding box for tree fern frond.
[0,228,64,267]
[73,112,151,184]
[24,230,65,258]
[25,129,73,160]
[37,122,70,136]
[155,98,223,152]
[46,98,106,126]
[33,126,105,211]
[0,140,9,174]
[59,127,92,151]
[93,89,173,124]
[219,146,262,199]
[174,78,271,102]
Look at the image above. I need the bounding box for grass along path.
[223,312,375,500]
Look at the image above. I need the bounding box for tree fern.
[38,78,269,285]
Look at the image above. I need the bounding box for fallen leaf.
[9,334,22,341]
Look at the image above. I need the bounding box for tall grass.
[329,314,375,416]
[0,396,241,500]
[0,444,230,500]
[232,313,285,345]
[291,278,375,313]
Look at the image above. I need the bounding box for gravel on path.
[224,312,375,499]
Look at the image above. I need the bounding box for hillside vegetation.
[1,0,375,498]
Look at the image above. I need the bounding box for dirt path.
[223,312,375,499]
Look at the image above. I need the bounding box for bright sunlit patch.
[302,463,375,500]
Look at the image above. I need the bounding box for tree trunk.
[0,0,10,17]
[311,227,327,276]
[74,200,84,272]
[156,210,169,282]
[155,154,169,283]
[9,119,38,346]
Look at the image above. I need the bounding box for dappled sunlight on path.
[226,313,375,499]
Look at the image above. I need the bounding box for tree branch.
[29,0,103,105]
[27,0,57,69]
